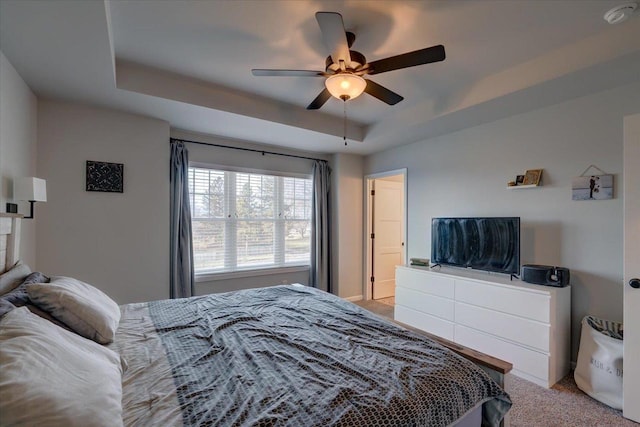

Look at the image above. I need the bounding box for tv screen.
[431,217,520,275]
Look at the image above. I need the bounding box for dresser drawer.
[396,287,454,321]
[395,305,454,341]
[455,302,550,352]
[455,324,550,383]
[455,279,550,322]
[396,267,454,298]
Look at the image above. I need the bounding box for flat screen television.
[431,217,520,275]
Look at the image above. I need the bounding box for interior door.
[372,179,404,300]
[623,112,640,422]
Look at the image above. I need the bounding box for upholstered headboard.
[0,213,22,274]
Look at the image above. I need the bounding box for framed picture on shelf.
[516,175,525,185]
[523,169,543,186]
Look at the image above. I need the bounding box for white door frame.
[623,112,640,422]
[363,168,408,301]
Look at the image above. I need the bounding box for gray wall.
[36,100,171,304]
[330,153,364,299]
[33,102,341,303]
[0,51,38,268]
[365,81,640,361]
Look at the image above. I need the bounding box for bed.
[0,213,511,426]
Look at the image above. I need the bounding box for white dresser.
[395,265,571,388]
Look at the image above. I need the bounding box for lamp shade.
[324,73,366,101]
[14,177,47,202]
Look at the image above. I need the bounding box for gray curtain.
[310,160,332,293]
[169,141,195,298]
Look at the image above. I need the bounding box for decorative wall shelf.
[508,169,543,188]
[507,184,540,190]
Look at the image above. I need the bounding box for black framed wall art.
[86,161,124,193]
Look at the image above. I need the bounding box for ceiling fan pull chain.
[343,100,348,146]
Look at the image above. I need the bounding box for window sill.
[195,265,310,283]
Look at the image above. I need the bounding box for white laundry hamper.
[574,315,623,409]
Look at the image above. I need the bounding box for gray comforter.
[113,285,510,427]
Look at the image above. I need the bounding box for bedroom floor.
[357,297,394,318]
[353,298,636,427]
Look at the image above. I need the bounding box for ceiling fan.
[252,11,446,110]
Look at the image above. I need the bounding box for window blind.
[189,166,311,274]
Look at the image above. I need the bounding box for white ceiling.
[1,0,639,155]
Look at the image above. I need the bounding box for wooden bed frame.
[0,213,22,274]
[395,319,512,386]
[392,320,513,427]
[394,317,513,427]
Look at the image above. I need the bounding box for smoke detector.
[603,2,637,24]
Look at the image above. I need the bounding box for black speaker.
[521,264,570,287]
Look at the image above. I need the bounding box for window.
[189,166,312,275]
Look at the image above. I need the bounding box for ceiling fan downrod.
[343,100,348,146]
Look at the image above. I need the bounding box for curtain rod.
[170,138,328,163]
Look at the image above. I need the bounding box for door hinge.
[370,233,375,239]
[370,189,375,196]
[370,276,375,283]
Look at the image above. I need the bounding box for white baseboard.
[344,295,363,302]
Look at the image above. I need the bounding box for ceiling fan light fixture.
[603,2,637,24]
[325,73,366,101]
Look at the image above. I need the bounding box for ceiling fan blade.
[364,79,404,105]
[252,69,326,77]
[366,45,446,75]
[315,12,351,64]
[307,88,332,110]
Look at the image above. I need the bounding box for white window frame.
[190,163,312,280]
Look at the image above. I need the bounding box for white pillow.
[27,276,121,344]
[0,307,123,427]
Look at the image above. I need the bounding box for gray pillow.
[0,272,70,329]
[0,261,32,295]
[0,272,50,307]
[27,277,121,344]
